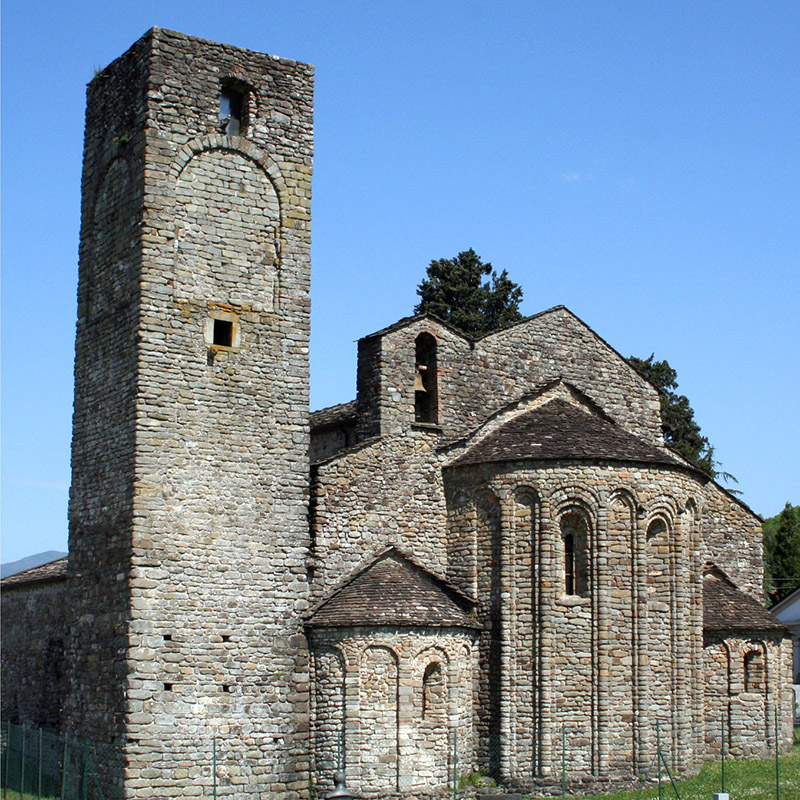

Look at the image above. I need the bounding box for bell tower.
[65,28,313,797]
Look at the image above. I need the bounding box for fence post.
[82,742,88,800]
[656,721,662,800]
[4,721,10,799]
[721,714,726,793]
[60,735,68,800]
[452,726,457,800]
[213,736,217,800]
[774,708,780,800]
[20,726,26,800]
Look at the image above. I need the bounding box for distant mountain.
[1,551,68,579]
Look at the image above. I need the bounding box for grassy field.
[576,742,800,800]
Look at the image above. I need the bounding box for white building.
[771,585,800,719]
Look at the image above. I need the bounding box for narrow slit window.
[561,511,590,597]
[564,533,575,596]
[213,318,233,347]
[219,87,244,135]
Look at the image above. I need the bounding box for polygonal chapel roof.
[306,548,480,629]
[451,398,685,470]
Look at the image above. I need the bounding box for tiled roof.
[310,400,358,430]
[452,399,684,469]
[1,557,68,588]
[703,568,787,633]
[307,549,480,629]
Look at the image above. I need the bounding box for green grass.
[572,742,800,800]
[0,794,58,800]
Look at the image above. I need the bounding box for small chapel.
[1,28,793,800]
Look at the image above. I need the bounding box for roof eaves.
[310,399,358,430]
[0,557,69,589]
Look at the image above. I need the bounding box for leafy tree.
[763,503,800,603]
[627,354,724,478]
[415,249,523,337]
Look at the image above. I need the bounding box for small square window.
[213,318,233,347]
[204,311,240,351]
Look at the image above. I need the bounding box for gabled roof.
[703,566,788,634]
[358,306,651,391]
[450,398,685,470]
[0,557,68,589]
[306,548,480,629]
[310,399,358,430]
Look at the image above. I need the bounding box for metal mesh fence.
[1,716,793,799]
[0,723,123,800]
[448,712,793,800]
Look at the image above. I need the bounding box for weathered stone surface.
[309,315,792,788]
[65,26,313,799]
[1,26,792,800]
[0,562,68,730]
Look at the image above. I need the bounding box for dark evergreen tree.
[628,354,725,479]
[763,503,800,603]
[415,249,523,337]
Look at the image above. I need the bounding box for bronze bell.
[414,364,427,392]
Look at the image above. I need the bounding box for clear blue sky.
[2,1,798,563]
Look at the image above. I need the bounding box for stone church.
[1,28,793,799]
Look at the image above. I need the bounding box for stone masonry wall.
[309,627,475,798]
[354,311,663,447]
[67,28,314,799]
[1,578,69,730]
[702,484,764,595]
[704,633,794,757]
[312,372,773,782]
[444,461,707,781]
[310,430,449,603]
[131,29,313,799]
[65,30,149,744]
